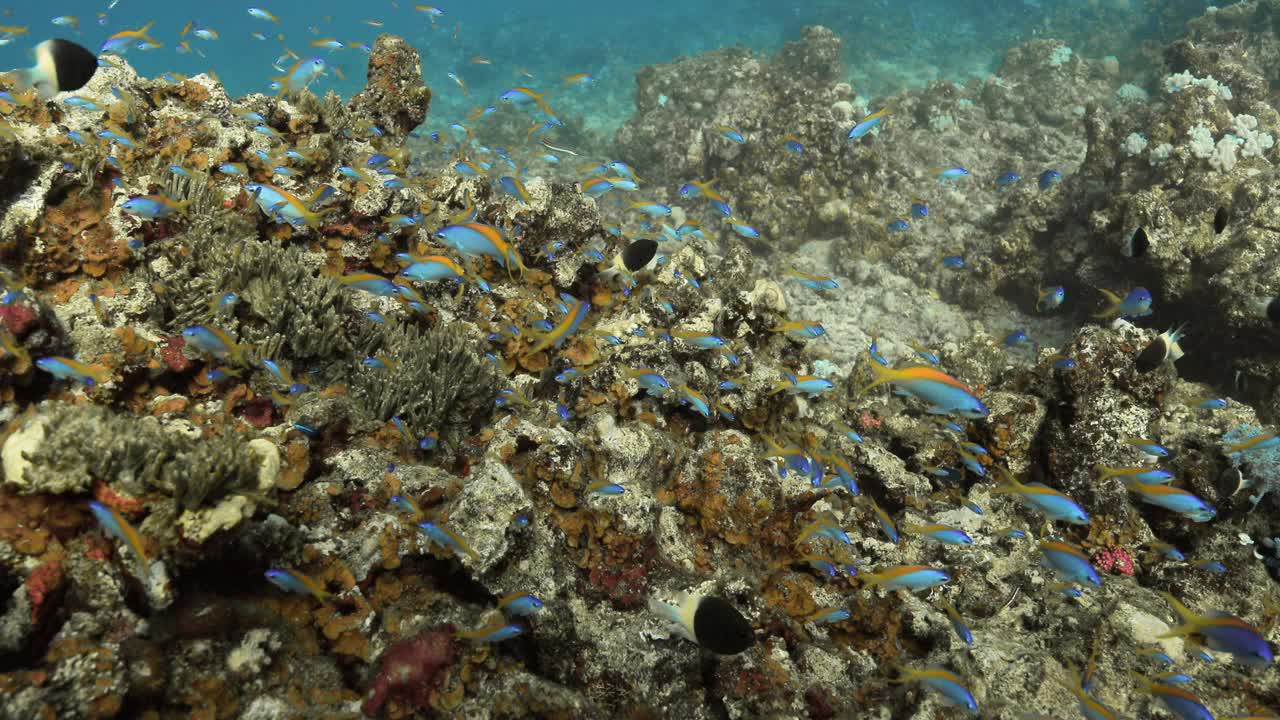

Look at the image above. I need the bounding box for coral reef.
[1,4,1280,720]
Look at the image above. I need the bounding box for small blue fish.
[904,524,973,546]
[1094,287,1153,320]
[37,357,110,386]
[1034,284,1064,310]
[942,255,965,269]
[911,199,928,218]
[498,592,544,617]
[807,607,850,625]
[1148,542,1185,562]
[1039,540,1101,586]
[1039,169,1062,190]
[995,172,1021,188]
[847,108,889,140]
[556,403,571,421]
[458,622,523,643]
[1195,398,1228,411]
[1189,558,1225,573]
[182,326,250,363]
[936,167,970,182]
[586,480,626,496]
[713,125,745,143]
[416,522,480,561]
[122,195,190,220]
[1003,329,1031,348]
[892,666,977,713]
[555,368,582,384]
[938,600,973,645]
[886,219,910,233]
[264,568,333,604]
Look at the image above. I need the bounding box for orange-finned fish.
[890,666,977,712]
[1060,667,1118,720]
[499,87,556,117]
[990,468,1090,525]
[1159,592,1272,666]
[264,568,333,604]
[89,501,148,574]
[528,293,590,354]
[861,356,988,419]
[861,565,950,592]
[100,21,159,54]
[36,356,111,386]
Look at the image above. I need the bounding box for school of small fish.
[0,2,1278,719]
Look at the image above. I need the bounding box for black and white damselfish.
[11,39,98,99]
[648,592,755,655]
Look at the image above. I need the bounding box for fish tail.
[1157,591,1204,637]
[1094,464,1121,480]
[887,665,918,684]
[988,468,1027,495]
[1090,288,1122,318]
[859,356,897,394]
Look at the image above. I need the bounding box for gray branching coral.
[3,402,261,508]
[158,229,356,364]
[347,322,501,435]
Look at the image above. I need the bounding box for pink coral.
[857,410,882,431]
[160,335,194,373]
[1092,546,1135,576]
[25,559,64,623]
[362,624,457,717]
[0,302,38,336]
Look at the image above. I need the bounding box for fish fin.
[859,355,897,393]
[1090,288,1122,318]
[1157,591,1204,636]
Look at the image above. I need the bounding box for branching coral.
[157,227,357,364]
[2,401,260,507]
[347,323,501,435]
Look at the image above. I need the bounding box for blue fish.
[264,568,333,604]
[893,667,977,714]
[938,600,973,645]
[886,219,910,233]
[1039,169,1062,190]
[904,524,973,546]
[1036,286,1066,312]
[416,522,480,561]
[847,108,889,140]
[1160,592,1272,666]
[911,199,928,218]
[936,167,970,182]
[1094,287,1153,320]
[1040,540,1101,586]
[458,622,523,643]
[862,565,950,592]
[498,592,544,617]
[995,172,1021,188]
[807,607,850,625]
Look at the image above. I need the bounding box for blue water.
[2,0,1214,134]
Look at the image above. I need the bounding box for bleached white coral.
[1048,45,1073,67]
[1210,136,1240,172]
[1233,114,1274,159]
[1187,125,1216,159]
[1115,84,1148,103]
[1164,71,1233,100]
[1149,143,1173,166]
[1121,132,1148,157]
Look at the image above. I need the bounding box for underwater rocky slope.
[0,3,1279,720]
